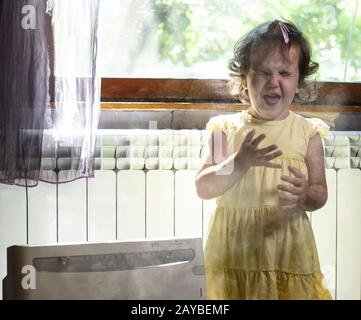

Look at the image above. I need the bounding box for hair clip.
[278,21,290,44]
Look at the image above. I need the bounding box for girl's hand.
[277,165,309,212]
[235,128,283,170]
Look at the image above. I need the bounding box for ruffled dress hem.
[205,266,332,300]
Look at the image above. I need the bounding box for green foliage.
[152,0,360,80]
[153,0,236,66]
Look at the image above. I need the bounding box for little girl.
[195,19,332,300]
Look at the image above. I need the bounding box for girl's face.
[246,44,300,120]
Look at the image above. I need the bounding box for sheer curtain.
[0,0,100,187]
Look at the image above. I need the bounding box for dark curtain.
[0,0,100,187]
[0,0,50,186]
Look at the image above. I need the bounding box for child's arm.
[301,133,328,211]
[195,130,245,200]
[195,128,282,200]
[277,133,327,212]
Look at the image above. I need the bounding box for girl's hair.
[228,19,319,103]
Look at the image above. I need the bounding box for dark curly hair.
[228,19,319,103]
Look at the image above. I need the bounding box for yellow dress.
[204,110,332,300]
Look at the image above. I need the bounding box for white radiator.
[1,129,361,300]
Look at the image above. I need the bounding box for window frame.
[101,78,361,112]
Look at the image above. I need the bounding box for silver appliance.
[3,238,205,300]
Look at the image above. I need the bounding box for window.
[99,0,361,82]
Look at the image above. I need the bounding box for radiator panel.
[88,171,117,242]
